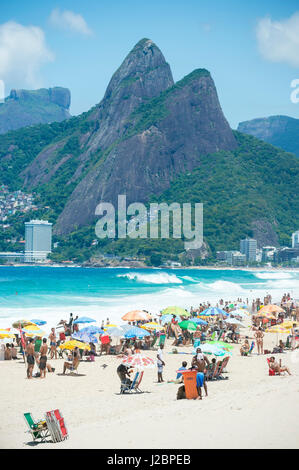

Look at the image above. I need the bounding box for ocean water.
[0,266,298,331]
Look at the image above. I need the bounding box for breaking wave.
[117,272,183,284]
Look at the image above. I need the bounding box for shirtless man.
[269,357,291,375]
[49,328,57,359]
[254,327,264,355]
[39,338,48,378]
[25,338,35,379]
[192,348,209,397]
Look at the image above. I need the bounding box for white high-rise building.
[292,231,299,249]
[240,238,257,262]
[24,220,52,262]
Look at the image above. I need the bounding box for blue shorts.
[196,372,204,388]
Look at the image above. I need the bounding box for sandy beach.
[1,320,299,449]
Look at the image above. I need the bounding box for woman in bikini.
[254,327,264,355]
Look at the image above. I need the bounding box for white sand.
[1,325,299,449]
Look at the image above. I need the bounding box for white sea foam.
[117,272,183,284]
[255,272,293,280]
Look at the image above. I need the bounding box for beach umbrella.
[0,329,15,339]
[73,316,96,324]
[105,327,124,337]
[12,320,36,329]
[257,312,276,320]
[141,322,164,331]
[104,324,118,329]
[190,318,207,326]
[122,310,151,322]
[161,306,190,317]
[80,326,105,335]
[200,307,228,317]
[120,324,133,332]
[258,305,284,315]
[59,340,90,351]
[224,318,244,327]
[122,353,155,370]
[279,321,298,329]
[237,304,248,309]
[22,327,46,337]
[230,309,249,318]
[124,327,150,339]
[72,331,98,343]
[205,340,234,351]
[179,320,197,331]
[30,319,47,326]
[194,343,226,356]
[266,326,289,334]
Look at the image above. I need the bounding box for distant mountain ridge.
[0,87,71,134]
[0,38,298,263]
[238,115,299,157]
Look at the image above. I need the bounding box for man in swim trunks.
[25,338,35,379]
[192,348,209,397]
[49,328,57,359]
[39,338,48,378]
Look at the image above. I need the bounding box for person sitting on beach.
[10,343,18,360]
[39,338,48,378]
[62,351,80,374]
[240,339,250,356]
[168,361,188,384]
[117,363,132,387]
[4,343,12,360]
[268,357,291,375]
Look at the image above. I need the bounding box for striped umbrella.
[199,307,228,316]
[258,305,284,315]
[190,318,207,325]
[141,322,164,331]
[122,354,155,369]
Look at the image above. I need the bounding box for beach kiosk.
[180,369,198,399]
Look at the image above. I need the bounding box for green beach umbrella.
[161,306,190,317]
[179,320,197,331]
[205,340,234,350]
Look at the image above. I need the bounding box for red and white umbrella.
[122,354,155,370]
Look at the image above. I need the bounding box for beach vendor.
[157,344,165,383]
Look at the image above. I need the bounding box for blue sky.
[0,0,299,127]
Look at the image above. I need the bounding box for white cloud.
[256,12,299,67]
[0,21,54,90]
[49,8,93,36]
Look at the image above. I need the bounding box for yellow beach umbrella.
[280,321,298,329]
[0,330,15,339]
[104,324,117,329]
[141,322,164,331]
[12,320,36,329]
[59,340,90,351]
[266,326,289,334]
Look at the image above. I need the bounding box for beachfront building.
[0,252,24,263]
[292,231,299,249]
[240,238,257,262]
[231,251,246,266]
[24,220,52,263]
[261,246,277,262]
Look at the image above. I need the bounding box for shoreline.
[1,264,299,271]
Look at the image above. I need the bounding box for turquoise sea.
[0,266,298,330]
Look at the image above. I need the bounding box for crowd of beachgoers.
[1,291,298,401]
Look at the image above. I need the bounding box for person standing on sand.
[157,344,165,383]
[49,328,57,359]
[255,327,264,355]
[25,338,35,379]
[39,338,48,378]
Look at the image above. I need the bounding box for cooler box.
[181,370,198,399]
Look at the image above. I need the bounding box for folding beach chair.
[130,371,144,393]
[243,341,255,356]
[24,412,50,443]
[45,411,64,443]
[53,409,69,440]
[216,357,230,379]
[120,373,138,394]
[208,360,222,381]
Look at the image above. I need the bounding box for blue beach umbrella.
[193,343,227,356]
[30,319,47,326]
[190,318,207,326]
[73,316,96,324]
[80,325,105,335]
[72,331,98,343]
[200,307,228,317]
[124,327,150,339]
